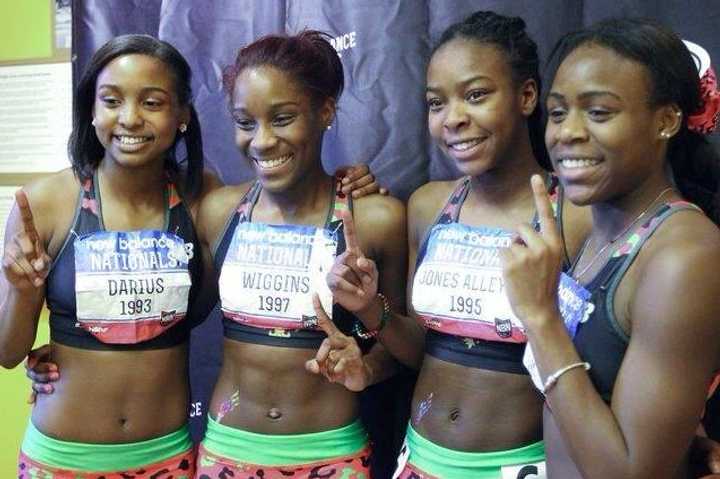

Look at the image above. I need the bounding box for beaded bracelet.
[541,361,591,395]
[353,293,391,340]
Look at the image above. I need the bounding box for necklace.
[571,187,675,280]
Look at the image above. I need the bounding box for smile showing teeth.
[560,158,600,169]
[449,139,482,151]
[255,154,292,169]
[116,135,150,145]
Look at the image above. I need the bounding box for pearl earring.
[179,123,187,133]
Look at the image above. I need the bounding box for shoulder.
[352,193,406,252]
[22,168,79,206]
[173,167,224,217]
[22,168,80,229]
[197,181,254,245]
[407,179,457,241]
[631,209,720,330]
[640,209,720,282]
[408,180,456,209]
[353,193,405,228]
[6,168,80,256]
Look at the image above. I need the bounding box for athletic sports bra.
[573,201,703,402]
[214,178,367,349]
[414,176,567,374]
[46,172,202,350]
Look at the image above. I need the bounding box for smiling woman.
[499,18,720,478]
[91,55,189,171]
[191,31,407,478]
[1,34,205,478]
[321,11,591,479]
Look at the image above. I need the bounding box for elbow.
[0,346,28,369]
[0,353,25,370]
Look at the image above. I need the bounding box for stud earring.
[326,124,332,131]
[179,123,187,133]
[660,131,670,139]
[91,118,96,126]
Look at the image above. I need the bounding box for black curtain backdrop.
[70,0,720,474]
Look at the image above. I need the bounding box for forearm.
[358,298,425,369]
[529,317,659,478]
[0,280,43,368]
[363,342,401,385]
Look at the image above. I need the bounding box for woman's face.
[426,38,537,176]
[231,66,332,193]
[545,44,668,206]
[93,54,187,169]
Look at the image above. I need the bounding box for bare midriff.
[209,338,358,434]
[411,354,543,451]
[32,341,189,443]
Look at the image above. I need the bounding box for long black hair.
[68,34,204,199]
[433,11,550,170]
[548,18,720,223]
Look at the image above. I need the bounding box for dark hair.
[68,34,204,199]
[222,30,344,107]
[548,18,720,223]
[433,11,550,170]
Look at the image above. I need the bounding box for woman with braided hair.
[322,11,590,478]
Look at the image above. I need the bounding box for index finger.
[340,209,361,256]
[312,293,342,338]
[15,190,40,244]
[530,175,559,242]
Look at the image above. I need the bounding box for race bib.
[523,273,594,392]
[219,223,336,330]
[412,223,522,341]
[74,230,193,344]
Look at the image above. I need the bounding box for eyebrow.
[231,101,300,113]
[426,75,492,93]
[97,84,171,96]
[547,91,622,102]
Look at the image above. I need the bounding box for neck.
[469,137,545,207]
[97,156,166,204]
[262,161,332,220]
[589,169,675,244]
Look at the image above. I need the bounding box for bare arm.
[0,190,51,368]
[503,176,720,478]
[351,183,452,369]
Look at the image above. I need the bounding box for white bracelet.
[541,361,590,394]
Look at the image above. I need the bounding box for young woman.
[501,18,720,478]
[325,11,589,479]
[191,31,407,478]
[4,34,381,478]
[1,34,205,478]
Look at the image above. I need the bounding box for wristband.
[541,361,590,395]
[353,293,391,340]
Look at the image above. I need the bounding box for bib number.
[219,223,336,329]
[74,230,192,344]
[412,223,523,341]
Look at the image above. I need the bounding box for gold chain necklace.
[571,187,675,280]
